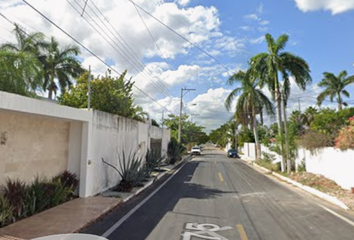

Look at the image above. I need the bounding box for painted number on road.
[181,223,232,240]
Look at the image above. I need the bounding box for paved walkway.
[0,197,120,240]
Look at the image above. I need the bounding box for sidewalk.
[0,197,121,240]
[0,155,191,240]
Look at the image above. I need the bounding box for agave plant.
[145,149,166,174]
[0,195,13,227]
[102,150,148,192]
[2,179,27,221]
[167,138,185,164]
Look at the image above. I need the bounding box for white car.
[191,146,201,155]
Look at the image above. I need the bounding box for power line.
[68,0,174,99]
[127,0,237,76]
[21,0,174,114]
[81,0,175,98]
[88,0,177,92]
[131,2,185,87]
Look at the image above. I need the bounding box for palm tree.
[0,24,47,95]
[251,33,311,170]
[0,23,47,54]
[225,69,274,160]
[0,50,42,96]
[43,37,84,99]
[317,71,354,111]
[300,106,317,128]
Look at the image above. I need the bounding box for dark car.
[227,149,239,158]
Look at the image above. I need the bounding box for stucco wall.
[0,110,70,185]
[0,91,171,198]
[241,142,354,190]
[302,148,354,190]
[84,110,171,197]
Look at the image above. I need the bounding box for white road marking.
[318,204,354,227]
[101,160,189,238]
[181,223,232,240]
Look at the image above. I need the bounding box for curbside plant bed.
[252,161,354,210]
[287,172,354,210]
[101,154,192,202]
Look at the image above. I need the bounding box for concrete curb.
[121,155,192,203]
[240,157,350,211]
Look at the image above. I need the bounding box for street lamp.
[178,88,196,143]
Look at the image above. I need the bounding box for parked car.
[227,149,239,158]
[191,146,201,155]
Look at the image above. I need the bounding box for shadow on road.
[101,161,234,240]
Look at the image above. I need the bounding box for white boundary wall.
[0,91,170,197]
[240,141,354,190]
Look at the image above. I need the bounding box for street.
[82,147,354,240]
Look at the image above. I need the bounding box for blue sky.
[1,0,354,132]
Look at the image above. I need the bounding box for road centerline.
[236,224,248,240]
[218,172,224,182]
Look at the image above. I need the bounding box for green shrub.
[0,195,13,227]
[102,151,147,192]
[145,149,165,174]
[261,152,276,163]
[167,138,185,164]
[0,171,76,228]
[256,160,280,172]
[53,171,79,191]
[2,179,27,220]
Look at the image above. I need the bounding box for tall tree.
[42,37,84,99]
[0,23,47,54]
[317,71,354,111]
[251,33,311,170]
[0,50,42,96]
[0,24,47,95]
[225,69,274,160]
[58,70,139,119]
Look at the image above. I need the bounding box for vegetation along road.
[82,146,354,240]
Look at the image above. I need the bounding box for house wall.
[82,110,171,197]
[0,110,70,186]
[241,141,354,190]
[0,91,171,198]
[301,148,354,190]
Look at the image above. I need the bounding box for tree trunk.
[275,76,286,172]
[48,90,53,100]
[281,91,291,174]
[338,92,343,111]
[252,107,261,161]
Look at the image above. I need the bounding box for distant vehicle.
[227,149,239,158]
[191,146,201,155]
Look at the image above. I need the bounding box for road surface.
[82,147,354,240]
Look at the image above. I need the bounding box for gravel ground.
[288,172,354,210]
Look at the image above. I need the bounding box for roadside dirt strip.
[239,157,350,210]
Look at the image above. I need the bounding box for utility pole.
[178,88,196,143]
[161,110,164,128]
[281,90,291,174]
[88,65,91,110]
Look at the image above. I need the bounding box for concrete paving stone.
[0,197,121,240]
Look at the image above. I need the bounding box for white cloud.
[132,62,200,98]
[259,20,270,25]
[0,1,222,71]
[239,26,253,31]
[244,14,259,21]
[189,88,234,132]
[293,0,354,14]
[250,36,265,44]
[176,0,190,7]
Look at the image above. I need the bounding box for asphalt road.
[82,147,354,240]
